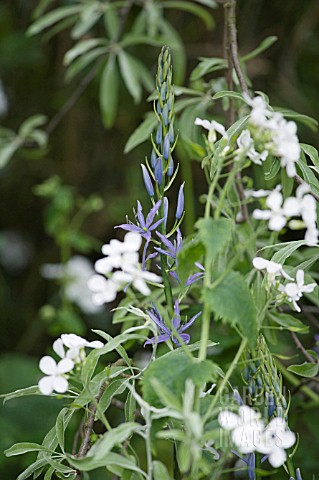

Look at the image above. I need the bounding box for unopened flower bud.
[141,164,154,197]
[176,182,185,219]
[151,149,157,168]
[154,157,163,186]
[163,196,169,229]
[167,157,174,177]
[156,123,162,145]
[163,133,170,160]
[162,104,169,126]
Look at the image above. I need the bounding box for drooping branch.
[290,331,318,364]
[228,0,249,97]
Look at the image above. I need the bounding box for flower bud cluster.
[244,335,288,420]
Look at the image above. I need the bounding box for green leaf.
[287,362,319,378]
[71,3,102,39]
[275,109,318,132]
[0,141,20,169]
[118,51,142,103]
[65,46,108,82]
[100,54,119,128]
[281,167,294,198]
[64,38,107,66]
[66,423,141,471]
[203,271,257,347]
[153,460,173,480]
[297,153,319,198]
[104,5,120,40]
[124,114,157,153]
[1,385,39,402]
[196,217,233,265]
[241,36,277,62]
[301,143,319,169]
[190,57,227,81]
[264,156,281,180]
[271,240,307,264]
[142,350,217,408]
[163,1,215,29]
[5,442,49,456]
[212,90,245,102]
[268,311,309,334]
[27,6,80,35]
[125,390,137,422]
[98,379,127,415]
[19,114,47,138]
[17,459,48,480]
[55,407,69,453]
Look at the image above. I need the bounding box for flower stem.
[159,184,174,315]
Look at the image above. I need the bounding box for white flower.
[41,256,102,314]
[218,406,265,454]
[38,356,74,395]
[252,257,292,284]
[245,189,271,199]
[257,417,296,468]
[272,118,300,178]
[236,130,268,165]
[195,117,228,143]
[247,95,300,178]
[247,95,269,128]
[112,266,162,296]
[95,232,142,274]
[253,188,288,231]
[58,333,103,362]
[88,274,118,305]
[278,269,316,312]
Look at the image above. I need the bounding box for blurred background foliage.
[0,0,319,478]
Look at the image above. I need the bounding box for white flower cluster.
[38,334,103,395]
[195,117,228,144]
[236,129,268,165]
[219,406,296,468]
[88,232,162,304]
[253,257,317,312]
[41,255,102,314]
[252,184,318,246]
[247,95,300,178]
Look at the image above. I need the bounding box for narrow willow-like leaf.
[99,54,119,129]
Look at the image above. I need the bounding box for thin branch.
[223,0,249,222]
[228,0,249,97]
[290,331,318,364]
[72,418,85,455]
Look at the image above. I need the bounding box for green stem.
[214,163,239,220]
[204,338,248,423]
[286,456,295,477]
[159,184,174,315]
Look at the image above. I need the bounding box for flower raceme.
[38,334,103,395]
[218,406,296,468]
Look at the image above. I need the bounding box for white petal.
[122,252,139,269]
[232,425,262,454]
[39,356,57,375]
[56,358,74,374]
[95,257,113,274]
[133,277,151,295]
[38,376,54,395]
[88,274,108,292]
[266,261,282,274]
[296,269,304,288]
[53,339,65,359]
[302,282,316,293]
[268,448,287,468]
[61,333,84,348]
[283,197,301,217]
[252,209,272,220]
[266,190,283,211]
[194,118,211,130]
[252,257,269,270]
[268,213,287,231]
[87,340,103,349]
[123,232,142,251]
[112,271,133,284]
[53,376,69,393]
[218,411,239,430]
[238,406,261,425]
